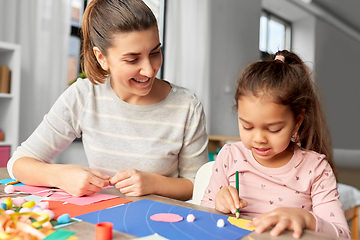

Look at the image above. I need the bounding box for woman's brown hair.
[81,0,158,84]
[234,50,337,177]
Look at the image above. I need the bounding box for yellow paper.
[227,216,256,231]
[66,236,78,240]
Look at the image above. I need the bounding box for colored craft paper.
[137,233,169,240]
[0,179,25,186]
[24,195,45,202]
[227,217,256,231]
[77,199,253,240]
[14,185,118,205]
[46,197,132,218]
[150,213,183,222]
[43,229,76,240]
[51,218,82,230]
[14,185,71,199]
[62,193,118,206]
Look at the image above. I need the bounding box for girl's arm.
[201,145,233,208]
[248,159,351,239]
[308,160,351,239]
[247,207,316,239]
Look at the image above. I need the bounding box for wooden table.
[0,168,348,240]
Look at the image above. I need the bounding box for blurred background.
[0,0,359,186]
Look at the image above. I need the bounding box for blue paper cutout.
[77,199,252,240]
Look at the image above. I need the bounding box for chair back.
[192,161,215,205]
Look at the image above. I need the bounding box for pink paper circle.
[150,213,183,222]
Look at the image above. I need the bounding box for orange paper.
[45,197,132,218]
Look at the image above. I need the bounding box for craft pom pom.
[2,197,13,210]
[5,209,15,214]
[186,214,195,222]
[32,206,43,213]
[57,213,71,224]
[19,207,31,213]
[4,185,15,193]
[22,200,35,209]
[1,203,7,210]
[42,209,55,220]
[217,219,225,227]
[12,197,26,207]
[38,201,49,210]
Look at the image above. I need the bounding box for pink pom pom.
[4,185,15,193]
[5,209,15,214]
[38,201,49,210]
[42,209,55,220]
[12,197,26,208]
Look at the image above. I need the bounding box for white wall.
[261,0,360,150]
[208,0,261,136]
[58,0,360,164]
[314,19,360,149]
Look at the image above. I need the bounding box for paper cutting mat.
[77,199,252,240]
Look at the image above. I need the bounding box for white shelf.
[0,93,13,98]
[0,41,21,157]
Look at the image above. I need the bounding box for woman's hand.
[110,169,159,197]
[247,207,316,239]
[215,186,248,214]
[54,165,110,197]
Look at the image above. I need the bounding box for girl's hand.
[110,169,158,197]
[215,186,248,214]
[247,207,316,239]
[55,165,110,197]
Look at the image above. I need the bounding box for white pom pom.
[186,214,195,222]
[19,207,31,213]
[217,219,225,227]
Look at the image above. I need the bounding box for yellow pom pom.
[3,197,13,210]
[22,200,36,209]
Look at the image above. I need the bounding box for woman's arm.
[12,157,110,197]
[110,169,193,200]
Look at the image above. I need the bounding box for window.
[67,0,85,85]
[66,0,165,84]
[259,11,291,56]
[143,0,166,78]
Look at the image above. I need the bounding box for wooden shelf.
[208,135,241,153]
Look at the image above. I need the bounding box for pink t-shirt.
[201,142,350,239]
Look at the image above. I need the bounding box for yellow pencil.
[5,180,20,186]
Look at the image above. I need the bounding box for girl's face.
[237,94,303,168]
[93,26,162,104]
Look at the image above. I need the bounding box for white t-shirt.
[8,78,208,182]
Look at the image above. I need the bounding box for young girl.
[7,0,208,201]
[201,50,350,239]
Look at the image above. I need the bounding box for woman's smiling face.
[93,26,162,104]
